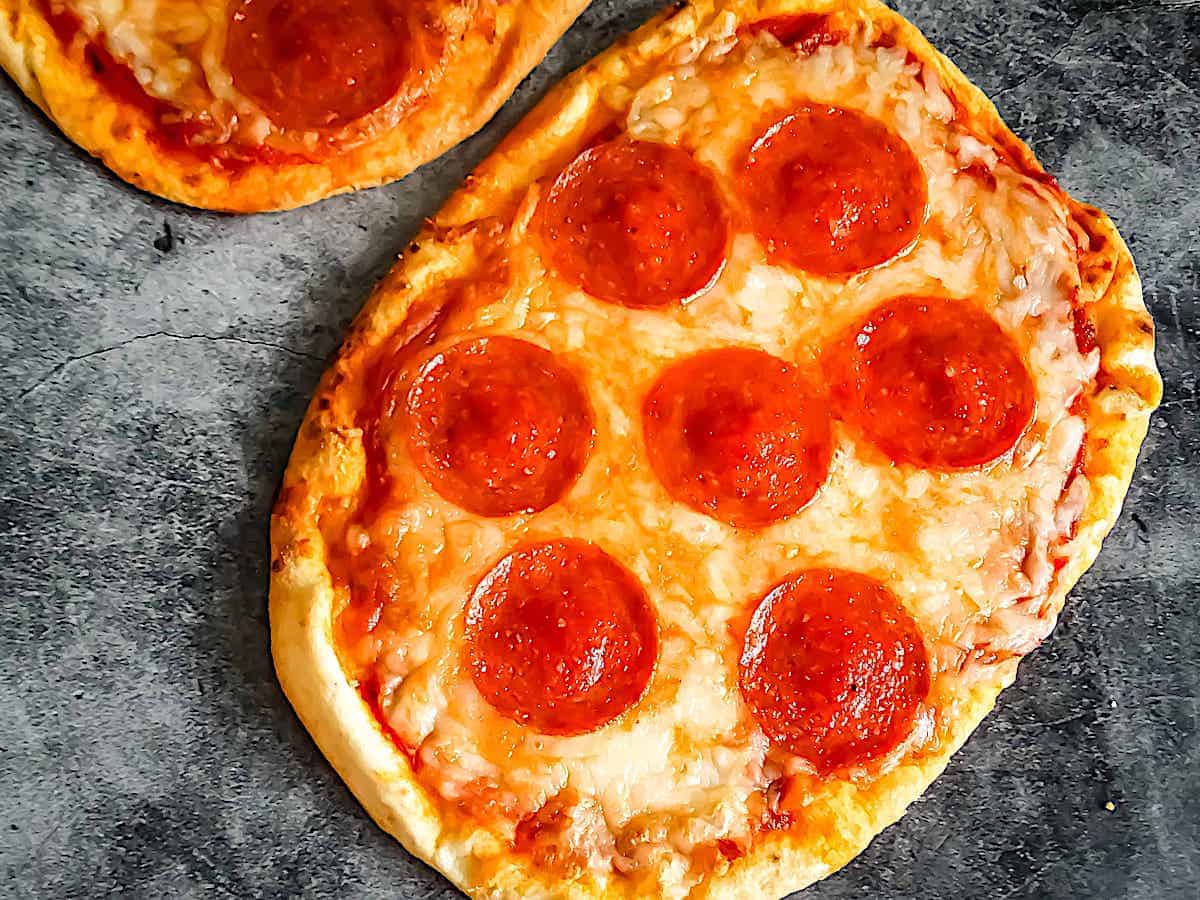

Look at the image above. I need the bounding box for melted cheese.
[337,18,1095,896]
[51,1,242,118]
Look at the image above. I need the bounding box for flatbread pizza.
[0,0,589,211]
[270,1,1161,896]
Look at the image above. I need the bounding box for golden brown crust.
[0,0,588,212]
[268,1,1162,897]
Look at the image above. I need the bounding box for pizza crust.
[0,0,589,212]
[269,0,1162,896]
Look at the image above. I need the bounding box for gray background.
[1,0,1196,897]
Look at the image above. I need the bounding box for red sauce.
[760,807,794,831]
[716,838,744,861]
[584,120,624,150]
[1056,441,1088,549]
[757,778,796,832]
[357,674,421,769]
[513,791,576,855]
[1073,304,1098,356]
[872,30,922,71]
[959,160,999,191]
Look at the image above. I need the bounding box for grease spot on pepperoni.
[643,348,832,528]
[465,540,658,735]
[829,296,1036,469]
[737,105,926,276]
[405,336,594,517]
[739,569,929,772]
[533,139,730,308]
[226,0,413,130]
[741,13,841,53]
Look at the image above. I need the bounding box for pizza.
[269,0,1162,897]
[0,0,589,211]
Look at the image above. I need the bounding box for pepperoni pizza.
[270,1,1162,896]
[0,0,589,211]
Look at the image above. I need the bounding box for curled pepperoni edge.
[740,13,843,52]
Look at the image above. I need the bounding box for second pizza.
[0,0,591,210]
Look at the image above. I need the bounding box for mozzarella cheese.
[334,17,1095,897]
[48,1,245,117]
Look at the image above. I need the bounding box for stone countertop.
[0,1,1196,897]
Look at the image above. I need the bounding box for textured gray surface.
[0,1,1196,897]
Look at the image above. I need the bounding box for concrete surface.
[0,1,1196,897]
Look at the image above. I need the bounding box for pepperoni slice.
[464,540,658,735]
[226,0,412,130]
[742,14,841,53]
[404,336,594,517]
[829,296,1036,469]
[737,105,926,276]
[739,569,929,772]
[532,139,730,308]
[642,348,833,528]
